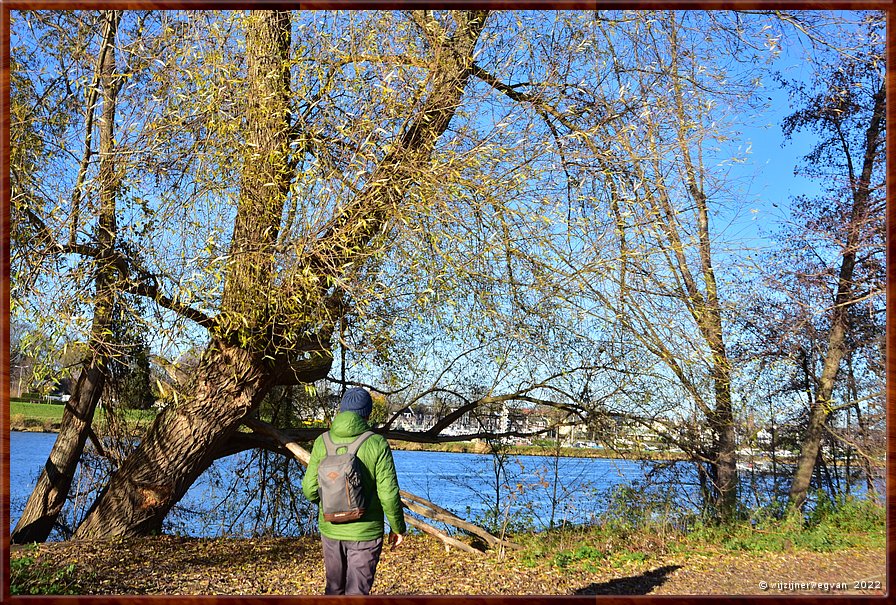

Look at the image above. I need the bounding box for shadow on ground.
[574,565,682,595]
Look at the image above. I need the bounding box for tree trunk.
[72,9,488,540]
[74,10,294,539]
[13,369,107,543]
[699,257,738,524]
[12,10,121,544]
[788,318,849,510]
[220,10,292,327]
[661,23,739,522]
[74,340,285,538]
[707,384,738,522]
[679,148,738,521]
[788,82,884,511]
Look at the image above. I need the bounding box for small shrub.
[11,546,86,595]
[553,551,574,569]
[550,541,606,570]
[573,543,605,562]
[520,550,542,568]
[808,493,885,535]
[614,550,647,564]
[684,494,884,554]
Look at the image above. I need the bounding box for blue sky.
[720,20,855,252]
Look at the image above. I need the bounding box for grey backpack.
[317,431,374,523]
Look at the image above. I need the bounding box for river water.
[8,431,871,540]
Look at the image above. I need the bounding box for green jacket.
[302,411,407,541]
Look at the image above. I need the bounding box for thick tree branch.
[21,204,216,329]
[272,350,334,386]
[226,423,562,448]
[302,10,488,282]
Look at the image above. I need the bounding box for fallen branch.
[400,490,522,551]
[243,417,311,464]
[403,515,482,554]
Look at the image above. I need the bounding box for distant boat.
[737,459,775,473]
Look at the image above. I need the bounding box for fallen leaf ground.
[11,534,886,596]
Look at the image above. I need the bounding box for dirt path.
[12,534,886,596]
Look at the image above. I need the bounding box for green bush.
[574,543,605,561]
[552,551,574,569]
[551,541,606,569]
[515,490,883,572]
[614,550,647,565]
[686,493,884,553]
[808,493,885,534]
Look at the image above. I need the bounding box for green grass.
[102,407,157,424]
[11,401,66,420]
[11,401,157,429]
[688,496,887,553]
[388,439,689,460]
[510,495,885,575]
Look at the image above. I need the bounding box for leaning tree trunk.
[73,339,286,537]
[787,327,847,510]
[12,10,121,544]
[73,9,488,540]
[787,82,884,511]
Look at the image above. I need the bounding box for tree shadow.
[574,565,682,595]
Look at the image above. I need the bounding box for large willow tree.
[13,10,857,539]
[73,9,494,538]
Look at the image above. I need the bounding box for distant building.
[387,402,548,437]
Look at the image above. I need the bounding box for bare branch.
[21,200,216,329]
[822,424,884,468]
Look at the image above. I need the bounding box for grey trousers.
[321,535,384,595]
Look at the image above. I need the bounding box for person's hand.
[389,532,404,550]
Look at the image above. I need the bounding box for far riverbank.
[10,410,687,461]
[388,438,690,460]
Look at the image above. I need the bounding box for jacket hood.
[329,411,371,438]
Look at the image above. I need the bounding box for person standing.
[303,387,407,595]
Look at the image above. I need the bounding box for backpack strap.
[322,430,374,456]
[345,431,374,456]
[322,431,337,456]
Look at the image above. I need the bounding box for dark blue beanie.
[340,387,373,417]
